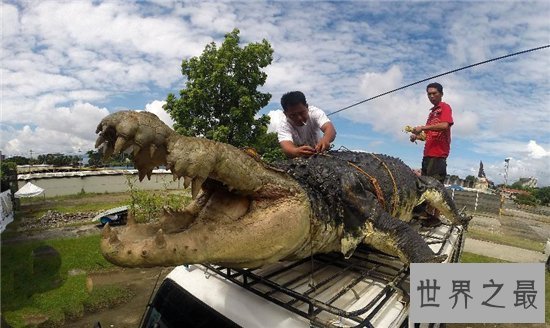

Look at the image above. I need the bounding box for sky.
[1,1,549,186]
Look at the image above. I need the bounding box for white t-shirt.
[275,106,331,147]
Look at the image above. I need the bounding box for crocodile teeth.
[133,145,141,157]
[95,135,105,148]
[191,177,205,199]
[108,228,120,245]
[102,223,111,239]
[114,136,129,154]
[184,176,192,189]
[138,168,147,182]
[102,143,114,160]
[155,229,167,248]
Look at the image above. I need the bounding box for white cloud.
[267,110,285,134]
[526,140,550,159]
[144,100,174,128]
[2,102,109,156]
[1,1,549,185]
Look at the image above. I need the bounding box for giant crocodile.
[95,111,470,268]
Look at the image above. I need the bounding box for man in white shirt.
[276,91,336,158]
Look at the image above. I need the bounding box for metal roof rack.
[205,224,463,328]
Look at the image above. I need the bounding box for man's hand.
[412,126,424,134]
[294,145,316,157]
[315,138,331,153]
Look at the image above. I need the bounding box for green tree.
[514,193,538,206]
[87,150,133,167]
[1,161,17,192]
[464,175,476,188]
[533,186,550,206]
[4,156,29,165]
[164,28,274,150]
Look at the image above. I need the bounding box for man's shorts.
[421,156,447,183]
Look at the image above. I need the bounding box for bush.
[514,193,538,206]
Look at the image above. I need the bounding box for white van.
[140,223,464,328]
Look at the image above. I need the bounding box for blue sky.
[1,1,549,186]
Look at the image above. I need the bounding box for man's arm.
[280,140,316,158]
[413,122,449,134]
[315,122,337,152]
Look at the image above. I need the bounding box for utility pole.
[29,149,33,173]
[499,158,511,217]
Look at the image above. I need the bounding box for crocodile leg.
[417,176,472,228]
[341,174,447,263]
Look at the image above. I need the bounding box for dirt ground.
[65,267,172,328]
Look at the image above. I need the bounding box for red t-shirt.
[424,101,453,158]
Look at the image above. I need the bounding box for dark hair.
[281,91,307,111]
[426,82,443,93]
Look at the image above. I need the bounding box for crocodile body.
[95,111,469,268]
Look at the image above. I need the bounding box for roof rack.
[205,224,463,328]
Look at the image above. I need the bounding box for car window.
[141,279,241,328]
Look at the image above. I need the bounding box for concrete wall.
[18,173,183,197]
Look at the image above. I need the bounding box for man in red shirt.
[410,82,454,183]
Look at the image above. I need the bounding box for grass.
[84,285,135,313]
[466,228,545,252]
[460,252,549,325]
[16,192,132,221]
[0,235,126,328]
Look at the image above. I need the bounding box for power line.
[327,44,550,116]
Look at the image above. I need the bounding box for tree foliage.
[87,150,132,167]
[164,29,275,151]
[36,153,81,166]
[4,156,29,165]
[514,193,538,206]
[464,175,476,188]
[1,161,17,192]
[533,187,550,206]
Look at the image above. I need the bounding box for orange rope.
[369,153,400,212]
[347,162,387,210]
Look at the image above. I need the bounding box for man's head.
[426,82,443,106]
[281,91,309,126]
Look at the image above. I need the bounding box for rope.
[321,150,388,210]
[369,153,400,212]
[327,45,550,116]
[347,161,387,210]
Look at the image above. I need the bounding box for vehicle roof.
[163,224,462,328]
[92,205,128,221]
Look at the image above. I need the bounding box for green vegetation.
[16,192,131,221]
[86,150,133,167]
[1,235,125,327]
[84,285,134,313]
[533,187,550,206]
[164,28,283,162]
[460,252,510,263]
[466,228,544,252]
[126,177,191,223]
[1,160,18,192]
[514,192,539,206]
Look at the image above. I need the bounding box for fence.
[449,190,501,215]
[17,170,182,197]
